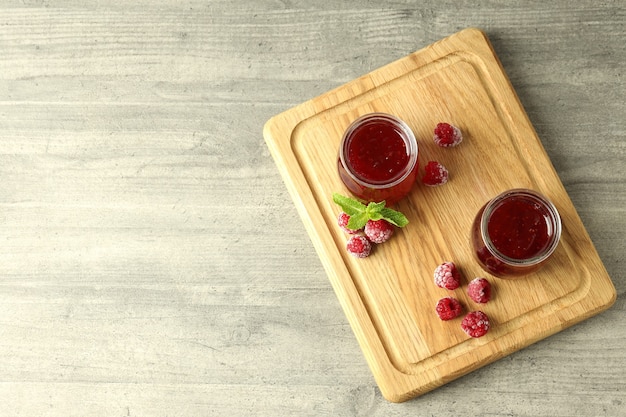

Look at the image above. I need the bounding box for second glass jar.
[470,188,562,278]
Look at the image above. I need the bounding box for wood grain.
[0,1,624,415]
[264,28,616,402]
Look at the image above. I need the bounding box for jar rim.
[480,188,562,267]
[339,113,419,190]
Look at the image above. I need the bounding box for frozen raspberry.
[435,297,463,321]
[346,235,371,258]
[364,219,394,243]
[433,122,463,147]
[338,212,361,234]
[434,261,461,290]
[461,311,490,338]
[422,160,449,186]
[467,277,491,304]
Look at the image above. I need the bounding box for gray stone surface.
[0,1,624,415]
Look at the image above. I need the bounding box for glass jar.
[471,189,562,278]
[337,113,419,205]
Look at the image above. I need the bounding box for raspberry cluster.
[432,261,493,338]
[421,122,463,187]
[340,215,396,258]
[333,193,408,259]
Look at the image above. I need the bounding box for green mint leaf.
[368,211,383,221]
[332,192,409,229]
[366,201,386,215]
[332,193,366,216]
[380,207,409,228]
[346,211,369,230]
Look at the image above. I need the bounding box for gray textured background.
[1,1,624,415]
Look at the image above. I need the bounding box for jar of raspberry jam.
[471,189,562,278]
[337,113,419,205]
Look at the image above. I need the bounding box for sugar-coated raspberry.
[338,212,361,234]
[364,219,394,243]
[434,261,461,290]
[468,277,491,303]
[435,297,463,321]
[422,160,449,186]
[461,311,490,338]
[433,122,463,147]
[346,235,371,258]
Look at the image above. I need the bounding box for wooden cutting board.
[263,28,616,402]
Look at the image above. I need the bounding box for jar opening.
[480,189,562,267]
[339,113,418,190]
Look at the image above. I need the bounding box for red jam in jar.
[337,113,419,204]
[471,189,562,278]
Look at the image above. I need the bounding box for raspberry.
[434,261,461,290]
[346,235,371,258]
[422,160,449,186]
[364,219,394,243]
[461,311,490,338]
[433,122,463,147]
[467,277,491,303]
[338,212,361,234]
[435,297,463,321]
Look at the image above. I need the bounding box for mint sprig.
[332,193,409,230]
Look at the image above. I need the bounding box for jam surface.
[487,196,551,260]
[346,120,409,183]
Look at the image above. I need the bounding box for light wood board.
[263,28,616,402]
